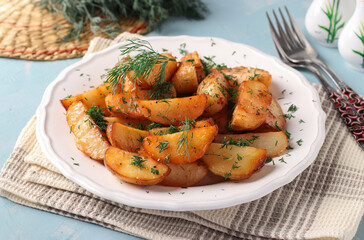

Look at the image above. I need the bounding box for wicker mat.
[0,0,147,60]
[0,32,363,239]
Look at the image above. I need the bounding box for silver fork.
[266,7,364,149]
[266,7,364,117]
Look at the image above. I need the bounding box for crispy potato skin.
[143,125,218,164]
[160,162,208,187]
[255,98,286,132]
[221,66,272,89]
[171,61,199,95]
[138,95,207,125]
[106,122,149,152]
[105,91,150,119]
[104,116,151,129]
[104,147,170,186]
[61,83,112,115]
[202,143,267,180]
[231,80,272,131]
[214,131,288,158]
[197,69,229,116]
[66,101,110,160]
[209,106,231,134]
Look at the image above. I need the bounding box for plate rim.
[36,35,326,211]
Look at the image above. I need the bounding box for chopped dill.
[130,155,146,169]
[85,105,108,131]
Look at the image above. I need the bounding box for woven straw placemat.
[0,0,147,61]
[0,32,363,240]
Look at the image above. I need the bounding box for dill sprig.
[221,136,259,148]
[85,105,108,131]
[106,39,175,99]
[176,120,196,158]
[35,0,207,42]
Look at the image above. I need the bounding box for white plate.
[36,36,326,211]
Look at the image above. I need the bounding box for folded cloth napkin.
[0,32,363,240]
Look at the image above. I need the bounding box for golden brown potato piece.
[129,53,178,88]
[66,101,110,160]
[104,147,170,186]
[170,61,199,95]
[105,91,150,119]
[221,66,272,89]
[143,125,218,164]
[256,98,286,132]
[180,51,203,68]
[106,122,149,153]
[214,131,288,158]
[209,106,231,134]
[104,116,152,130]
[202,143,266,180]
[160,161,208,187]
[148,118,214,135]
[138,95,207,125]
[61,83,112,114]
[197,69,229,116]
[231,81,272,131]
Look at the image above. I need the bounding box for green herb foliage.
[36,0,207,42]
[85,105,108,131]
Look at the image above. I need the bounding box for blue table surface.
[1,0,363,239]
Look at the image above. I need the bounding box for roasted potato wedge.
[160,161,208,187]
[256,98,286,132]
[231,80,272,131]
[170,61,199,95]
[128,53,178,88]
[197,69,229,116]
[209,106,231,134]
[202,143,266,180]
[214,131,288,158]
[138,95,207,125]
[66,101,110,160]
[148,118,214,135]
[104,116,151,130]
[104,147,170,186]
[61,83,112,114]
[105,91,150,119]
[106,122,149,152]
[221,66,272,89]
[143,125,218,164]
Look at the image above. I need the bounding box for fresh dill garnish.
[247,68,261,80]
[179,43,188,55]
[130,155,146,169]
[176,119,196,158]
[299,119,305,124]
[36,0,207,42]
[296,139,303,146]
[156,140,170,153]
[106,39,176,97]
[284,113,295,120]
[288,104,298,113]
[201,55,227,75]
[278,157,287,164]
[221,136,259,148]
[85,105,108,131]
[224,172,232,179]
[265,156,275,165]
[147,122,165,130]
[151,167,159,175]
[62,94,73,99]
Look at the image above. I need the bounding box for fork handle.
[328,91,364,146]
[312,58,364,116]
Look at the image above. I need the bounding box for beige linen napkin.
[1,32,363,240]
